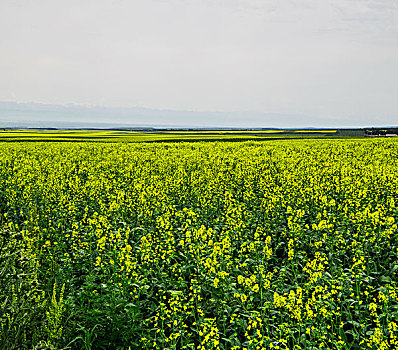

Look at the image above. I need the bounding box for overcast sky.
[0,0,397,127]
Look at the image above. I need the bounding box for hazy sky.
[1,0,397,126]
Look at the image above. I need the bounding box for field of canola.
[0,129,337,143]
[1,139,398,350]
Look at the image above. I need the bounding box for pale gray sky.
[0,0,397,127]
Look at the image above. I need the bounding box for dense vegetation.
[1,139,397,349]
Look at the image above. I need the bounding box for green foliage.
[44,283,66,346]
[0,229,47,349]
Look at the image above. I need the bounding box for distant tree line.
[364,128,398,137]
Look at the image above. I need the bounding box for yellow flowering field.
[1,139,397,349]
[0,129,337,143]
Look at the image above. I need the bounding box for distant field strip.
[0,129,338,142]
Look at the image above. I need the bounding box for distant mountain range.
[0,101,390,129]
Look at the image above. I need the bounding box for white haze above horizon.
[0,0,397,127]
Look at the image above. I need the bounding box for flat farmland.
[1,138,397,349]
[0,129,339,143]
